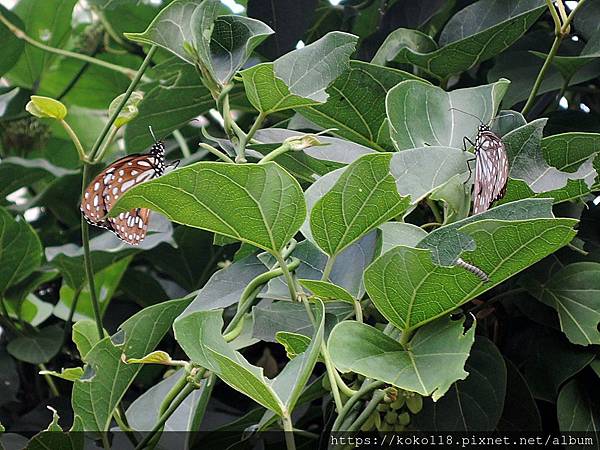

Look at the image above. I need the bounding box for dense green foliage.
[0,0,599,448]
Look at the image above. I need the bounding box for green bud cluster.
[360,388,424,432]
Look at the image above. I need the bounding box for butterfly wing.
[80,154,161,245]
[472,131,509,214]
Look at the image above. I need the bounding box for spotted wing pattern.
[472,128,509,214]
[80,142,165,245]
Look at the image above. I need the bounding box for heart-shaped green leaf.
[7,325,63,364]
[310,153,409,258]
[297,61,423,151]
[125,0,272,85]
[373,0,545,80]
[329,315,475,401]
[502,122,599,203]
[386,79,509,150]
[524,262,600,346]
[174,300,325,414]
[0,207,43,294]
[365,202,577,333]
[111,162,306,255]
[240,31,357,114]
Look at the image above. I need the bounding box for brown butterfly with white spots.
[80,132,175,245]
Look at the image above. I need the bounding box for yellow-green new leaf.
[26,95,67,120]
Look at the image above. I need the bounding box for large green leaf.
[379,222,427,254]
[124,0,220,66]
[124,62,211,152]
[557,377,600,437]
[72,296,192,431]
[296,62,422,151]
[208,15,273,84]
[373,0,545,80]
[125,0,271,85]
[175,308,283,416]
[412,337,506,431]
[174,300,325,415]
[240,31,357,114]
[304,147,470,250]
[386,79,509,151]
[8,0,78,87]
[329,315,475,401]
[7,325,63,365]
[310,153,409,258]
[365,206,577,333]
[111,162,306,254]
[0,6,25,77]
[0,208,43,294]
[501,121,597,204]
[525,262,600,346]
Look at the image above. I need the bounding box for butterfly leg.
[464,158,476,185]
[463,136,475,152]
[167,160,180,169]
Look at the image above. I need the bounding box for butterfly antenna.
[448,108,484,125]
[148,126,158,142]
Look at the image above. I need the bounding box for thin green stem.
[223,314,245,342]
[344,390,386,433]
[258,142,292,164]
[562,0,587,32]
[88,46,157,161]
[321,255,337,282]
[275,253,299,301]
[281,413,296,450]
[38,364,59,397]
[172,130,191,158]
[521,35,562,116]
[0,12,139,79]
[59,120,88,162]
[78,47,157,343]
[353,300,363,323]
[334,370,358,397]
[160,371,190,417]
[199,142,234,163]
[80,191,104,341]
[399,328,413,348]
[92,126,119,164]
[320,342,344,413]
[134,381,198,450]
[299,295,344,413]
[545,0,562,33]
[331,380,385,431]
[239,112,266,155]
